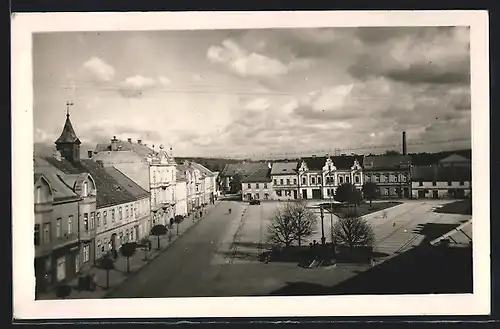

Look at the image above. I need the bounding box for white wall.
[411,181,471,198]
[175,181,188,216]
[241,182,274,200]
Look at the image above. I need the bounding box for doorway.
[432,190,439,199]
[293,190,298,199]
[111,233,117,251]
[312,189,321,199]
[302,189,308,199]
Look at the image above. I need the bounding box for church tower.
[55,107,81,162]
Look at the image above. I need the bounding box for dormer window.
[82,182,88,197]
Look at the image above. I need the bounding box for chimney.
[127,138,132,143]
[87,150,93,158]
[137,139,142,145]
[111,136,119,151]
[402,131,407,155]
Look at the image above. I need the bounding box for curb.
[104,202,221,298]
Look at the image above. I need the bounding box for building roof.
[271,162,298,175]
[34,158,81,202]
[40,156,140,208]
[300,155,364,171]
[364,154,411,169]
[176,168,187,182]
[103,167,150,199]
[439,154,471,164]
[242,167,272,183]
[189,161,215,177]
[55,113,81,145]
[221,162,269,177]
[411,166,472,182]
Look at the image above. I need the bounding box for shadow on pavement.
[413,222,464,243]
[268,244,473,296]
[433,200,472,215]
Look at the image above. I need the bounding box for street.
[107,201,242,298]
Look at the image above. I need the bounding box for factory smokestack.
[402,131,407,155]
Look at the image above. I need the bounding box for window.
[96,212,100,227]
[35,186,41,203]
[346,176,350,183]
[102,239,107,252]
[311,177,316,185]
[83,245,90,263]
[75,255,80,273]
[419,181,423,186]
[130,229,134,241]
[355,176,360,184]
[126,206,130,218]
[56,257,66,282]
[97,240,102,257]
[34,224,40,246]
[432,181,437,186]
[111,209,115,223]
[82,182,88,197]
[56,218,62,238]
[68,216,73,234]
[103,211,107,225]
[264,183,268,189]
[448,181,452,186]
[317,177,322,185]
[247,183,251,189]
[43,223,50,243]
[302,177,306,185]
[293,178,297,185]
[280,179,284,185]
[119,232,124,245]
[339,177,344,184]
[460,181,464,186]
[119,207,123,220]
[286,179,290,185]
[274,179,277,185]
[90,212,95,229]
[276,190,282,197]
[84,213,89,231]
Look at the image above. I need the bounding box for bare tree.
[332,211,375,251]
[289,201,317,247]
[266,201,317,248]
[266,205,295,248]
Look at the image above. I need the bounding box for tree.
[266,201,317,248]
[174,214,183,235]
[335,183,362,206]
[332,211,375,252]
[288,200,317,247]
[362,182,379,207]
[229,173,243,194]
[99,255,115,290]
[120,242,137,273]
[55,284,72,299]
[266,205,295,248]
[151,224,168,250]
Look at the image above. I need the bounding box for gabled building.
[411,166,472,199]
[298,155,364,199]
[241,164,273,201]
[219,162,269,193]
[188,161,217,204]
[438,154,471,168]
[92,137,177,229]
[363,154,412,198]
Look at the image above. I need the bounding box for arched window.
[125,206,129,218]
[96,212,101,227]
[111,209,115,222]
[103,211,107,225]
[119,207,123,220]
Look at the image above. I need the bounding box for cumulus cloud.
[83,56,115,82]
[117,74,172,97]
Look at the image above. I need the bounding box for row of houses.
[34,112,218,296]
[221,153,471,202]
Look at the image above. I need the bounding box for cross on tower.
[66,101,74,117]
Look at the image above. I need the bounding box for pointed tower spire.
[55,102,81,162]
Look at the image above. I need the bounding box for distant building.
[411,166,471,199]
[363,154,412,198]
[175,170,188,217]
[271,161,299,200]
[241,164,273,201]
[438,154,471,168]
[93,138,177,228]
[298,155,364,199]
[189,162,217,204]
[219,162,269,193]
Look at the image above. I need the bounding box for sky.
[33,27,471,159]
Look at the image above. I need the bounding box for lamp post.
[328,165,334,245]
[320,206,326,245]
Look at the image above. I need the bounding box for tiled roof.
[411,166,472,182]
[364,154,411,169]
[95,140,156,158]
[242,167,272,183]
[34,158,81,201]
[301,155,364,171]
[55,114,81,145]
[189,162,215,177]
[221,163,269,177]
[270,162,298,175]
[410,149,471,166]
[41,156,140,208]
[103,167,150,199]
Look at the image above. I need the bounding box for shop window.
[56,257,66,282]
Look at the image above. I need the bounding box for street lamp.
[327,164,334,245]
[320,206,326,245]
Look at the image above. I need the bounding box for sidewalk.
[37,201,220,300]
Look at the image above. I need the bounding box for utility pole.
[320,207,326,245]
